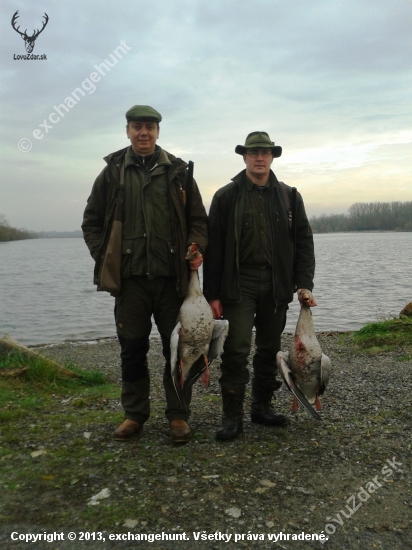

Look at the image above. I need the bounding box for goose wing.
[182,320,229,394]
[320,353,331,395]
[170,322,187,409]
[277,351,322,421]
[208,319,229,366]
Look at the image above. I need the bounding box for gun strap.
[185,161,194,231]
[291,186,297,266]
[279,181,292,229]
[279,181,297,264]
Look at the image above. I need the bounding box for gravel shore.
[1,332,411,550]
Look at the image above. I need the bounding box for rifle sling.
[279,181,297,264]
[185,160,194,232]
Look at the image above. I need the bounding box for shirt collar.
[125,145,161,168]
[245,174,273,191]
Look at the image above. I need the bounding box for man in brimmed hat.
[82,105,208,443]
[204,131,315,440]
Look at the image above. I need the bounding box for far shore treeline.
[1,201,412,242]
[0,215,81,242]
[0,214,36,242]
[310,201,412,233]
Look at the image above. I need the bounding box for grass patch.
[0,351,105,387]
[352,317,412,353]
[396,355,412,362]
[0,349,125,527]
[0,351,115,428]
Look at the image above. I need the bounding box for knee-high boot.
[215,384,245,441]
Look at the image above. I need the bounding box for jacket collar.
[231,169,279,187]
[103,146,128,167]
[104,145,179,169]
[123,145,171,170]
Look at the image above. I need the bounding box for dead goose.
[277,289,331,421]
[171,243,229,408]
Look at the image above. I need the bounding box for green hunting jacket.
[203,169,315,307]
[82,146,208,297]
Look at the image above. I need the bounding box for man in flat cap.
[82,105,208,443]
[204,131,315,440]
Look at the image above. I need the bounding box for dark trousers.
[114,276,187,423]
[220,267,287,389]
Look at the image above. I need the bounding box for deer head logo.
[11,11,49,54]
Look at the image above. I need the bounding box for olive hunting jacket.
[203,169,315,307]
[82,146,208,297]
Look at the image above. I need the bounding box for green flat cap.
[125,105,162,122]
[235,131,282,157]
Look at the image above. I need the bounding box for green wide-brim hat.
[235,131,282,157]
[125,105,162,122]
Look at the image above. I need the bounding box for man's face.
[243,148,273,182]
[126,120,159,155]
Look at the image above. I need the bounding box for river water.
[0,233,411,346]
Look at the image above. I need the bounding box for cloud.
[1,0,412,230]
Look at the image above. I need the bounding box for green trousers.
[114,276,188,423]
[220,266,287,388]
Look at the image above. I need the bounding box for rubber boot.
[215,385,245,441]
[250,378,288,427]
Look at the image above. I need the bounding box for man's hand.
[187,252,203,271]
[185,243,203,271]
[297,288,317,307]
[208,299,223,319]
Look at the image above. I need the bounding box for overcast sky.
[2,0,412,231]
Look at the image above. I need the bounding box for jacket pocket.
[242,213,253,231]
